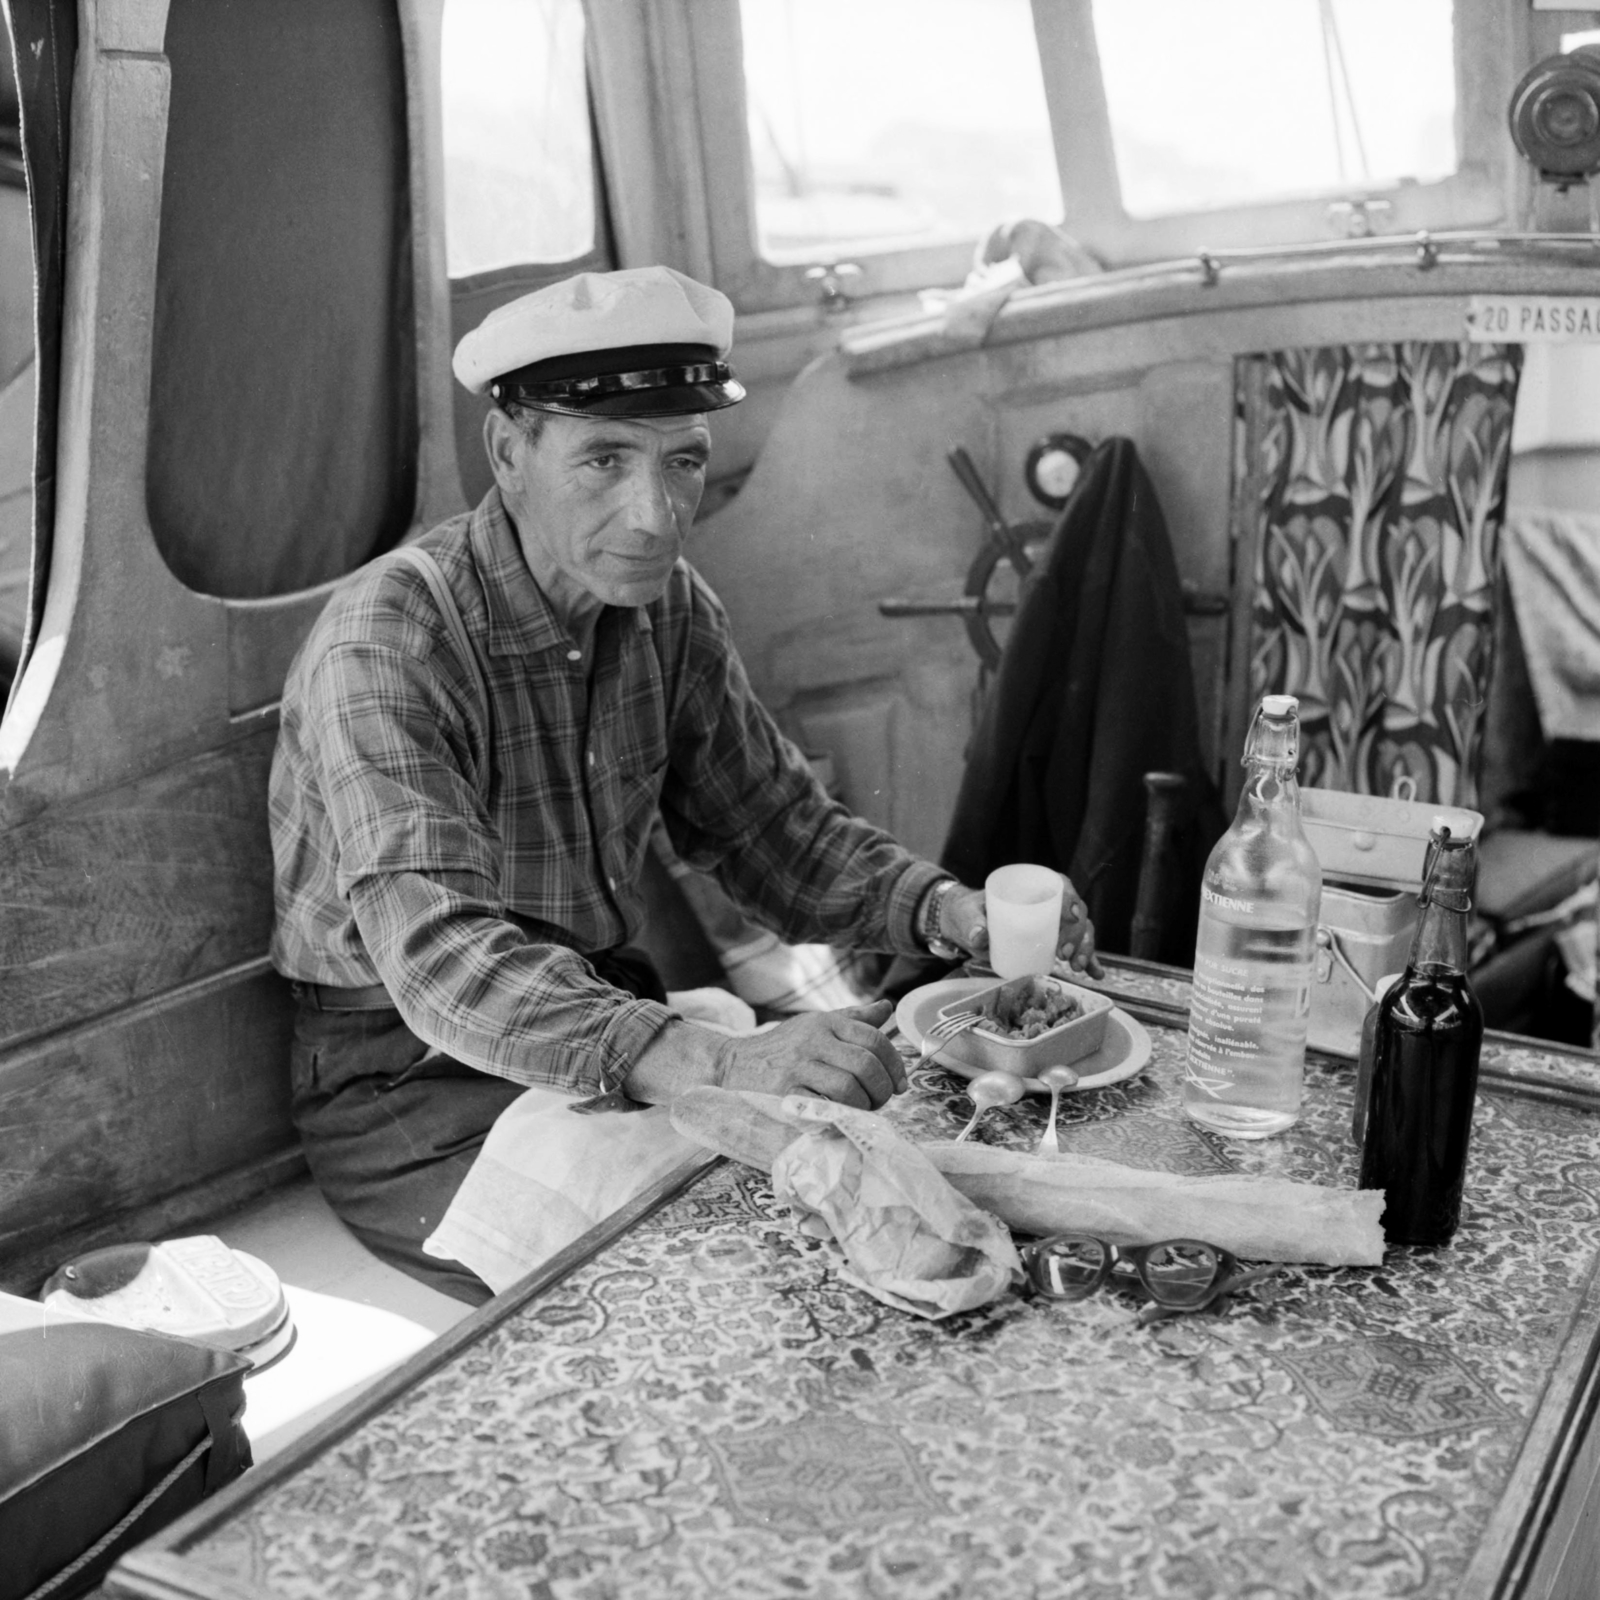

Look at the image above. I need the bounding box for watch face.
[1024,433,1094,510]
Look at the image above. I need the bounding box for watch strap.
[920,878,964,961]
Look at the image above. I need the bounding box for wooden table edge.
[103,1149,723,1599]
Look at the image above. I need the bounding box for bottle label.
[1183,940,1312,1100]
[1202,886,1255,914]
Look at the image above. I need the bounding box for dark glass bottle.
[1357,827,1484,1246]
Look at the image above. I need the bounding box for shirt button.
[588,751,596,766]
[566,649,582,662]
[608,876,617,891]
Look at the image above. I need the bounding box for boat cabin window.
[1092,0,1457,220]
[738,0,1059,274]
[1052,0,1509,263]
[687,0,1509,318]
[442,0,615,505]
[440,0,599,279]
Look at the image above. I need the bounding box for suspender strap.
[385,546,491,797]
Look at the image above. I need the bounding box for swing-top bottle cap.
[1420,818,1476,911]
[1244,694,1300,767]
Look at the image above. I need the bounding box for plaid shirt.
[269,490,941,1093]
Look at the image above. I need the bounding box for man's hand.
[711,999,906,1109]
[942,877,1104,979]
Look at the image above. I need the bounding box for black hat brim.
[517,376,746,419]
[490,343,745,419]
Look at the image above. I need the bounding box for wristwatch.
[918,878,965,962]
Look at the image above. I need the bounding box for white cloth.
[1557,916,1596,1004]
[718,930,870,1013]
[422,988,759,1293]
[1502,508,1600,741]
[422,1088,705,1294]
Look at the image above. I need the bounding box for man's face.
[490,409,712,622]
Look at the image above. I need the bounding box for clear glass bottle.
[1182,694,1323,1137]
[1358,827,1483,1246]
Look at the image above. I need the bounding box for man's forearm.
[624,1002,905,1111]
[354,872,671,1092]
[623,1019,729,1104]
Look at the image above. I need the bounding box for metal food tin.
[1301,790,1485,1057]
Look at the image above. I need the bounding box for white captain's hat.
[452,264,745,418]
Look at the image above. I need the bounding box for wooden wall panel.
[0,966,295,1284]
[0,729,277,1051]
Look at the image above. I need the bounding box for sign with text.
[1466,295,1600,343]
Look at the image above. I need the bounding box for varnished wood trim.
[395,0,467,532]
[842,248,1600,377]
[106,1549,277,1600]
[1520,1339,1600,1598]
[117,1150,724,1576]
[0,1143,305,1297]
[1458,1253,1600,1598]
[0,954,275,1068]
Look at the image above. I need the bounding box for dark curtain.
[1,0,74,702]
[941,437,1224,964]
[146,0,416,598]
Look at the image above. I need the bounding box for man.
[270,265,1098,1302]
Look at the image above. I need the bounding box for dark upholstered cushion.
[1477,828,1598,924]
[0,1293,251,1600]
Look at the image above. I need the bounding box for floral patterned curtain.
[1241,342,1523,809]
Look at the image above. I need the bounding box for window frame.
[672,0,1522,314]
[439,0,614,295]
[680,0,1020,313]
[1036,0,1519,267]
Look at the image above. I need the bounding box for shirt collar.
[468,489,655,658]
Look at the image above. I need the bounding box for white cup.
[985,864,1064,979]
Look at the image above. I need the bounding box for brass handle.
[805,262,863,311]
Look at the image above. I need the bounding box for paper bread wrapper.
[671,1086,1384,1267]
[672,1084,801,1171]
[770,1098,1019,1319]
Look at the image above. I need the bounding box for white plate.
[895,977,1153,1095]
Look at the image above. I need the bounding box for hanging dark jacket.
[941,437,1223,963]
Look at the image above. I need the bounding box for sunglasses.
[1019,1234,1276,1325]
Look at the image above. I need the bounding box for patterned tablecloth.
[152,980,1600,1600]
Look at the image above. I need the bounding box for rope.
[22,1436,211,1600]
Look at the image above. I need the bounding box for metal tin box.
[1301,790,1484,1057]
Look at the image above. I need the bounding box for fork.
[920,1008,983,1060]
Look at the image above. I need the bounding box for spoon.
[954,1071,1025,1143]
[1036,1064,1080,1155]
